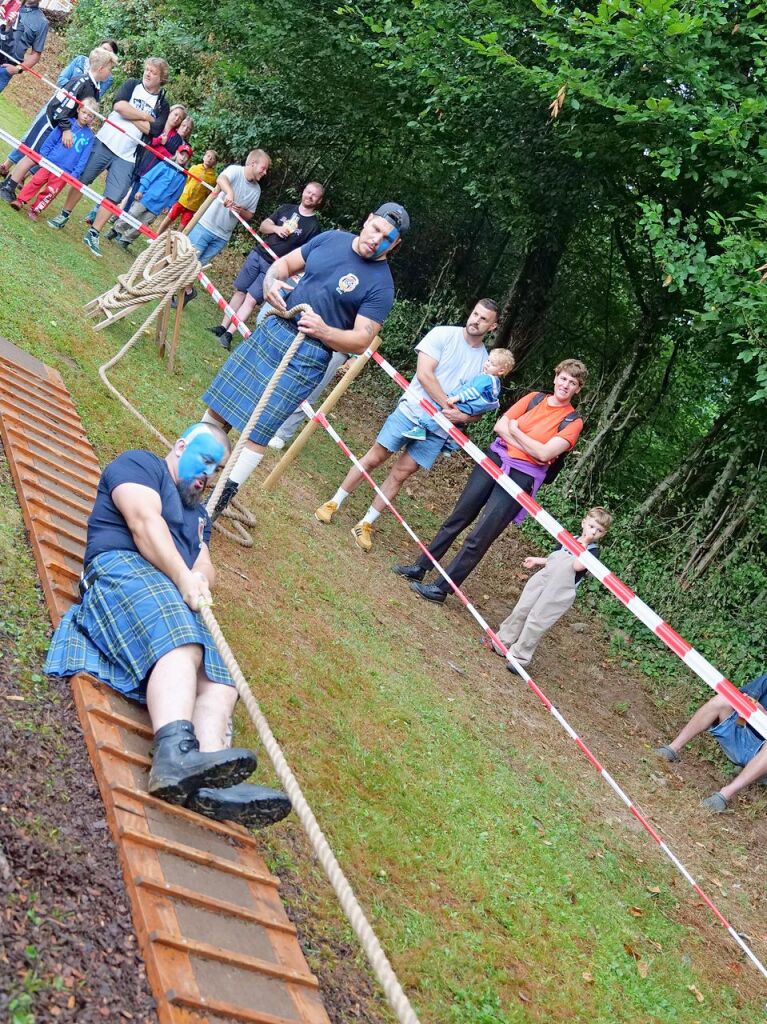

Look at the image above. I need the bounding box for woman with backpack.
[393,359,587,603]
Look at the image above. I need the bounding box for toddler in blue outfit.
[402,347,515,442]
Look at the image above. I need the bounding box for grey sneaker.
[701,791,729,813]
[654,745,680,763]
[83,229,103,258]
[47,211,70,229]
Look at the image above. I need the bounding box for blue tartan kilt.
[43,549,234,704]
[201,313,331,445]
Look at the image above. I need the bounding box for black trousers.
[416,449,535,590]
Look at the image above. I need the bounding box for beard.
[177,478,204,509]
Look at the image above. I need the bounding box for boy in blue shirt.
[9,99,97,219]
[402,347,515,442]
[108,143,191,248]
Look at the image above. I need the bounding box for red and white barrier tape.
[0,57,279,261]
[302,397,767,981]
[364,349,767,741]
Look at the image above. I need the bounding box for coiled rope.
[199,600,421,1024]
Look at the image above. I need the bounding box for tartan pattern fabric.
[202,314,331,445]
[44,550,234,703]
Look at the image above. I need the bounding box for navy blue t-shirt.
[84,451,212,570]
[290,230,395,332]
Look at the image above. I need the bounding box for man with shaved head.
[45,424,291,829]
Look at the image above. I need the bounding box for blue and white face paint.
[177,425,226,507]
[367,224,400,260]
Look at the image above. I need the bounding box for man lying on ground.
[44,423,291,829]
[656,670,767,813]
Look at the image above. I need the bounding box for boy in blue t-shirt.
[108,144,192,247]
[402,347,515,442]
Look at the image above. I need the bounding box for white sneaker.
[268,436,286,450]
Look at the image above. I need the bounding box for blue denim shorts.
[376,406,448,470]
[709,713,766,767]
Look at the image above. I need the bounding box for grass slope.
[0,93,764,1023]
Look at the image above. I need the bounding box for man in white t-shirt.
[177,149,270,305]
[47,56,170,258]
[314,298,499,551]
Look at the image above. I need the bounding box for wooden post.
[261,335,381,492]
[182,185,220,236]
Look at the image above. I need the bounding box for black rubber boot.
[392,561,426,581]
[147,720,257,804]
[186,783,292,830]
[210,479,239,523]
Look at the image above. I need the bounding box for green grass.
[0,100,764,1023]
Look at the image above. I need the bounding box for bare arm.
[523,556,548,569]
[111,482,210,610]
[263,248,307,308]
[113,100,152,132]
[217,171,235,204]
[296,310,380,355]
[416,353,481,424]
[259,215,290,236]
[192,541,216,588]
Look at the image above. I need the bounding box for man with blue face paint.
[45,423,292,830]
[200,202,409,521]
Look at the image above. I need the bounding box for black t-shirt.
[84,451,211,570]
[263,203,321,260]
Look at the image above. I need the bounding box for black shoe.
[210,479,239,523]
[410,581,447,604]
[187,783,292,830]
[506,662,521,676]
[218,330,233,351]
[207,324,227,337]
[392,561,427,582]
[147,720,257,804]
[0,180,17,204]
[105,227,119,240]
[171,287,196,309]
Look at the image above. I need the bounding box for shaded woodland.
[69,0,766,678]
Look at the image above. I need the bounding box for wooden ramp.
[0,338,331,1024]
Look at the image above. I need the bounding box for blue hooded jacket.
[39,122,95,180]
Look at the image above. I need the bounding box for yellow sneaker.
[351,520,373,552]
[314,500,338,524]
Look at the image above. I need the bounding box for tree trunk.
[687,442,744,550]
[495,224,573,363]
[682,490,759,583]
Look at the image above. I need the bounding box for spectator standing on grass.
[200,202,408,522]
[154,148,217,232]
[655,670,767,813]
[107,143,192,248]
[488,507,611,673]
[47,56,171,258]
[0,37,119,178]
[314,300,502,552]
[8,98,98,219]
[394,359,587,603]
[207,181,325,350]
[0,0,48,95]
[0,45,117,204]
[177,149,271,306]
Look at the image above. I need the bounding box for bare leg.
[371,451,420,512]
[61,184,84,215]
[338,443,394,496]
[244,439,266,456]
[9,155,34,185]
[720,745,767,801]
[154,212,172,235]
[193,675,238,751]
[667,694,732,755]
[222,289,247,329]
[146,644,202,732]
[92,204,115,233]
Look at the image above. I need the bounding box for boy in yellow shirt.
[156,148,217,230]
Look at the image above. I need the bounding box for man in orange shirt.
[394,359,587,603]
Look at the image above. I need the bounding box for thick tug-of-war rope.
[302,399,767,983]
[0,50,280,262]
[204,303,312,545]
[365,349,767,743]
[197,599,422,1024]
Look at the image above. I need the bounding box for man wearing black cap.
[200,202,409,519]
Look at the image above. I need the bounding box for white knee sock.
[361,506,381,525]
[331,487,349,507]
[229,449,263,486]
[201,410,218,425]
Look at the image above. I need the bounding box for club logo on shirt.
[336,273,359,295]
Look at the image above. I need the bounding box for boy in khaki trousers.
[493,507,612,673]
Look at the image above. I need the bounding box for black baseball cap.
[374,202,410,234]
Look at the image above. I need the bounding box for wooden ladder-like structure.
[0,338,331,1024]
